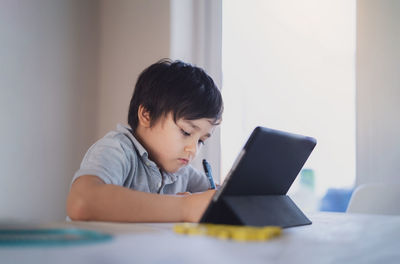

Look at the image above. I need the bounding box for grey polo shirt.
[72,124,211,194]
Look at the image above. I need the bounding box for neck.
[134,125,157,161]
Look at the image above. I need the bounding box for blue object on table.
[319,188,354,212]
[0,228,112,247]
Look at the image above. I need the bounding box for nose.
[184,140,198,158]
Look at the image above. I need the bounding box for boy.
[67,59,223,223]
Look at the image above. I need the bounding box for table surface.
[1,212,400,264]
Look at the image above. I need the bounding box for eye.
[180,129,191,137]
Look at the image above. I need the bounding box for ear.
[137,105,151,128]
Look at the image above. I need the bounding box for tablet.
[200,126,317,227]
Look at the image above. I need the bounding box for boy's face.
[140,112,215,173]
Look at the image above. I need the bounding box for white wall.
[0,0,99,221]
[357,0,400,185]
[0,0,172,222]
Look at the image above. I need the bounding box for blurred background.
[1,0,399,222]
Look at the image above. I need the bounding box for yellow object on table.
[173,223,281,242]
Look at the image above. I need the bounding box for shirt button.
[158,182,161,188]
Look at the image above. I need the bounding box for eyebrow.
[184,120,211,138]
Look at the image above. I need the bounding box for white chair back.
[346,183,400,215]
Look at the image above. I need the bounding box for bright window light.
[221,0,356,211]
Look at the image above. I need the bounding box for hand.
[182,189,216,222]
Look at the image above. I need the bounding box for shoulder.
[92,125,137,156]
[82,125,141,170]
[103,131,134,153]
[74,125,140,186]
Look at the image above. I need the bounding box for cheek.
[168,133,183,149]
[159,130,182,153]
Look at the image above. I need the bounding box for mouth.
[178,158,189,165]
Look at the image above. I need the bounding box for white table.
[1,212,400,264]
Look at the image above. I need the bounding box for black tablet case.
[200,126,317,228]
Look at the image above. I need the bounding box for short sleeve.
[72,137,132,186]
[186,166,210,192]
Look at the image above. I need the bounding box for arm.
[66,175,215,223]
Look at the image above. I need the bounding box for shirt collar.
[116,124,179,182]
[163,171,178,183]
[116,124,153,163]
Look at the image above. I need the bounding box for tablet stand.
[201,195,311,228]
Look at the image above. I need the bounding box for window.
[221,0,356,211]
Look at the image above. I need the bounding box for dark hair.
[128,59,223,131]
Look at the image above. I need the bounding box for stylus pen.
[202,159,216,189]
